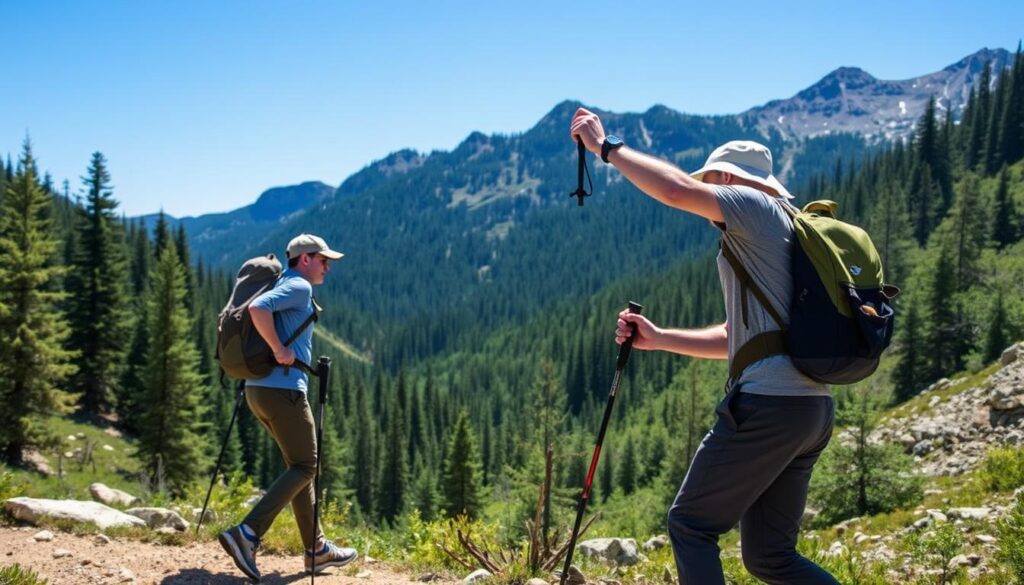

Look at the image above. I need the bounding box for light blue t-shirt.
[248,269,315,393]
[713,185,828,397]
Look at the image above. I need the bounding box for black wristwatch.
[601,135,624,163]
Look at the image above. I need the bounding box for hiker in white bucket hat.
[570,107,838,585]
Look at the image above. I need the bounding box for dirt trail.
[0,527,459,585]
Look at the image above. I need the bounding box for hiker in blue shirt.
[219,234,357,582]
[571,108,839,585]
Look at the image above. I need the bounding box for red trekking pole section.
[559,301,642,585]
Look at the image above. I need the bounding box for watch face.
[607,135,622,146]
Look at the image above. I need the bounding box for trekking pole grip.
[317,356,331,405]
[616,301,643,369]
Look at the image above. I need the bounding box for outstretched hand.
[616,310,660,351]
[569,107,606,157]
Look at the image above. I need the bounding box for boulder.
[642,534,669,551]
[463,569,493,583]
[3,497,146,530]
[88,483,140,507]
[126,507,189,531]
[1001,343,1021,366]
[578,537,640,565]
[946,507,991,520]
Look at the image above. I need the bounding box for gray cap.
[286,233,344,260]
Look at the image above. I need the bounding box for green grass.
[0,564,49,585]
[1,414,142,505]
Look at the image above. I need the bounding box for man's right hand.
[273,345,296,366]
[569,107,607,157]
[616,310,661,351]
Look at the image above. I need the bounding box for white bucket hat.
[690,140,793,199]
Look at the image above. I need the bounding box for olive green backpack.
[722,200,899,385]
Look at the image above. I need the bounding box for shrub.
[981,446,1024,492]
[997,492,1024,583]
[908,520,964,585]
[0,564,49,585]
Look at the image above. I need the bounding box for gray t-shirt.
[713,185,828,397]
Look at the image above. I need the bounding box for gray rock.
[88,483,140,507]
[126,507,189,531]
[52,548,72,559]
[3,497,146,530]
[33,530,54,542]
[642,534,669,550]
[947,507,991,520]
[94,534,111,545]
[1001,343,1020,366]
[21,449,54,476]
[913,439,934,456]
[525,579,549,585]
[578,537,641,565]
[463,569,493,583]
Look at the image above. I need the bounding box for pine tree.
[992,166,1019,249]
[352,379,377,519]
[0,141,77,463]
[984,289,1010,364]
[378,394,408,523]
[618,436,638,495]
[137,241,205,496]
[924,247,962,381]
[893,301,925,403]
[441,410,483,519]
[65,152,130,414]
[935,173,989,291]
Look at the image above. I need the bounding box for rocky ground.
[0,525,459,584]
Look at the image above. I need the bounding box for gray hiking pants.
[243,385,323,550]
[667,386,839,585]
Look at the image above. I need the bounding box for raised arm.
[570,107,724,223]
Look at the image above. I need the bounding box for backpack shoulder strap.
[282,297,320,348]
[720,239,786,330]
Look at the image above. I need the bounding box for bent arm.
[249,306,284,353]
[606,147,724,223]
[649,321,729,359]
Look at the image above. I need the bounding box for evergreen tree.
[893,301,925,403]
[992,166,1019,249]
[441,410,483,519]
[934,173,989,291]
[378,394,408,523]
[137,241,205,496]
[153,212,170,260]
[65,152,130,414]
[617,436,638,495]
[0,142,77,463]
[810,389,922,526]
[924,246,963,381]
[352,379,377,518]
[965,63,991,170]
[984,289,1010,364]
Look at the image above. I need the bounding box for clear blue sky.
[3,1,1021,217]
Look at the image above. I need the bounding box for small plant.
[908,520,964,585]
[0,563,50,585]
[997,492,1024,584]
[981,446,1024,492]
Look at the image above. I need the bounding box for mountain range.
[140,47,1013,366]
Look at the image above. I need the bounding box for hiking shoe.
[304,540,357,574]
[219,524,261,582]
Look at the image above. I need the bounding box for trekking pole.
[559,301,642,585]
[196,381,246,536]
[310,356,330,585]
[569,138,593,206]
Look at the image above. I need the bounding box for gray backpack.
[216,254,317,381]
